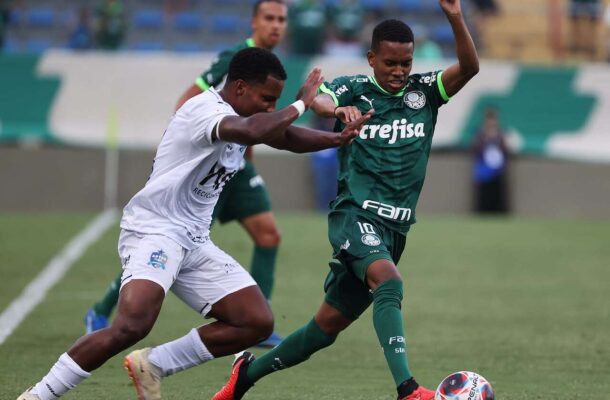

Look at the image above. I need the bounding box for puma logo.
[360,95,375,110]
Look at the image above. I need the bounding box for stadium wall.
[1,146,609,218]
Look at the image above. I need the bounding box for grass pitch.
[0,212,608,400]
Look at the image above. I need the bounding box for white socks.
[27,329,212,398]
[30,353,90,400]
[148,328,214,376]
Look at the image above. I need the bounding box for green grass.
[0,213,609,399]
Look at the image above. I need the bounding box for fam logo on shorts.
[361,233,381,246]
[404,91,426,110]
[147,249,168,270]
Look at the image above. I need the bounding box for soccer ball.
[435,371,495,400]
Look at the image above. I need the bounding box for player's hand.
[296,68,324,109]
[337,109,374,146]
[334,106,362,124]
[439,0,462,16]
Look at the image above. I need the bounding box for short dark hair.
[226,47,287,85]
[371,19,414,51]
[253,0,285,16]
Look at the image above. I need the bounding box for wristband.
[291,100,306,117]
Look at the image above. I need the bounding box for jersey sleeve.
[414,70,451,110]
[195,49,233,91]
[317,76,355,107]
[190,101,237,146]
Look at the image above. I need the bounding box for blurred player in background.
[85,0,288,348]
[17,48,371,400]
[212,1,479,399]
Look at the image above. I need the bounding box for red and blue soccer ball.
[435,371,495,400]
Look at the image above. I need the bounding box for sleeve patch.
[195,76,210,91]
[318,83,339,106]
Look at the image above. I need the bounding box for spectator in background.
[469,0,499,48]
[67,7,94,50]
[324,0,364,57]
[0,0,10,51]
[288,0,326,55]
[569,0,602,59]
[472,107,510,214]
[95,0,125,50]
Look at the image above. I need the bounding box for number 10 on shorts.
[357,221,376,234]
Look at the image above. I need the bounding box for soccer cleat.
[211,351,255,400]
[255,331,283,348]
[124,348,163,400]
[399,386,436,400]
[84,308,108,334]
[15,388,40,400]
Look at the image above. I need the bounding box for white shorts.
[118,229,256,316]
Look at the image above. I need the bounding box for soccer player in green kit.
[85,0,288,348]
[212,0,479,399]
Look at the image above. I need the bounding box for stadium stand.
[132,8,164,29]
[0,0,525,59]
[173,12,204,31]
[26,7,56,28]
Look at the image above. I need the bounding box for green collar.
[368,75,406,97]
[246,38,256,48]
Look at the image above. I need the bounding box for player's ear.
[235,80,247,97]
[367,50,375,67]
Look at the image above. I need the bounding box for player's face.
[251,2,288,50]
[367,40,414,94]
[236,75,284,116]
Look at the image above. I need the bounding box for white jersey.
[121,88,246,249]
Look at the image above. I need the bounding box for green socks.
[373,279,413,387]
[92,273,122,317]
[249,245,278,300]
[247,319,336,382]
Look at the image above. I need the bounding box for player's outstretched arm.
[216,68,324,145]
[311,94,363,123]
[437,0,479,98]
[267,109,373,153]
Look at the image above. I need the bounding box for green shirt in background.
[195,38,255,91]
[288,0,326,55]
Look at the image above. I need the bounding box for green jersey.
[195,38,256,91]
[319,71,451,233]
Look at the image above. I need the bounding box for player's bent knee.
[254,228,281,248]
[111,321,153,346]
[250,309,274,341]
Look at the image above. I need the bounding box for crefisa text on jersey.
[358,119,426,144]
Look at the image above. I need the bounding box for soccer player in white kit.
[16,48,372,400]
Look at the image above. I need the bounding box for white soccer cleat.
[16,388,40,400]
[124,348,163,400]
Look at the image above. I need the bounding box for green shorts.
[212,160,272,224]
[323,210,407,320]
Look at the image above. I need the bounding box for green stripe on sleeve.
[437,71,451,102]
[195,76,210,91]
[318,83,339,106]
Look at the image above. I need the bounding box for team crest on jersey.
[404,91,426,110]
[361,233,381,246]
[147,249,168,270]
